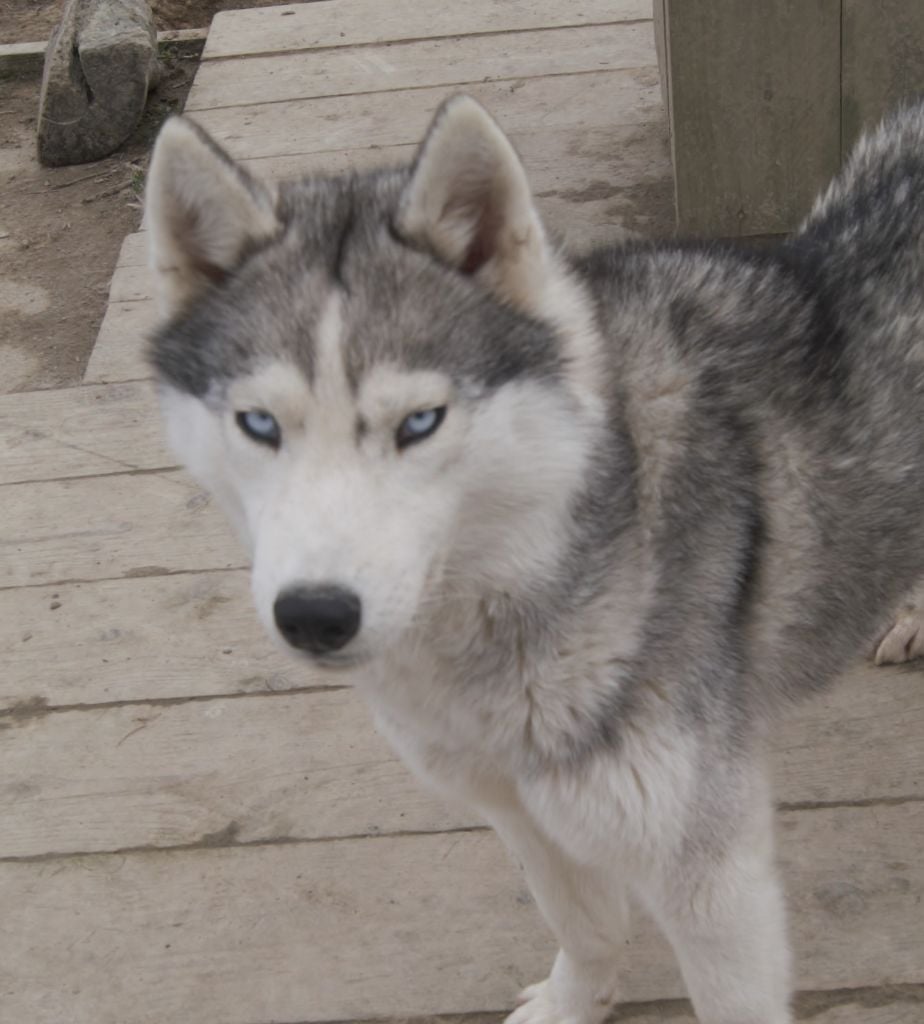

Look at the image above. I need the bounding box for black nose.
[273,585,362,655]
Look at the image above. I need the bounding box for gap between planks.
[280,987,924,1024]
[186,23,657,112]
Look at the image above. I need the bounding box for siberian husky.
[145,95,924,1024]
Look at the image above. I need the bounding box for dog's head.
[146,96,602,668]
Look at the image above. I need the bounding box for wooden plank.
[187,23,656,111]
[450,1000,924,1024]
[1,806,922,1022]
[116,230,148,268]
[236,123,670,189]
[774,661,924,805]
[661,0,841,235]
[798,1002,924,1024]
[0,690,468,858]
[127,116,671,236]
[203,0,653,60]
[239,124,675,246]
[0,381,168,485]
[353,997,924,1024]
[192,69,664,161]
[652,0,671,129]
[0,570,295,710]
[2,660,922,857]
[842,0,924,154]
[83,299,159,385]
[0,40,46,80]
[2,471,241,589]
[109,263,154,303]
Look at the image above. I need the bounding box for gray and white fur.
[145,95,924,1024]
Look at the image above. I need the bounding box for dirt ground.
[0,1,295,394]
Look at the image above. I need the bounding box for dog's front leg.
[481,801,628,1024]
[635,774,792,1024]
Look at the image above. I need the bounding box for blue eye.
[236,409,281,448]
[396,406,447,449]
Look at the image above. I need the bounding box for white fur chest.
[352,583,647,808]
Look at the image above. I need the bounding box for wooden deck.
[1,3,922,1022]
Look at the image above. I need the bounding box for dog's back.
[573,102,924,711]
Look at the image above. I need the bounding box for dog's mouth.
[299,648,372,673]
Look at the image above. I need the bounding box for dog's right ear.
[396,95,552,314]
[146,117,280,315]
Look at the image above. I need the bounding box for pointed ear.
[396,95,551,308]
[146,117,280,315]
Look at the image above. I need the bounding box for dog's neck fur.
[360,279,646,775]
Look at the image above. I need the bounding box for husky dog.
[145,95,924,1024]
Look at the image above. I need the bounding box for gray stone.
[37,0,157,167]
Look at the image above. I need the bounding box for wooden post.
[657,0,841,236]
[842,0,924,155]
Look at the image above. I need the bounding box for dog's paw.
[874,606,924,665]
[505,981,567,1024]
[504,979,611,1024]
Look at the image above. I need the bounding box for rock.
[37,0,157,167]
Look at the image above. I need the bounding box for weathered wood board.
[202,0,653,60]
[2,806,922,1023]
[114,230,148,268]
[2,663,921,858]
[188,23,656,111]
[656,0,841,235]
[351,997,924,1024]
[192,69,663,161]
[2,471,243,589]
[0,690,469,858]
[10,680,410,847]
[342,1001,924,1024]
[842,0,924,153]
[0,570,298,710]
[108,263,155,303]
[0,381,168,485]
[84,299,159,384]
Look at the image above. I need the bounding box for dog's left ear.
[146,117,280,315]
[396,95,551,310]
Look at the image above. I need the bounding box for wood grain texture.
[202,0,653,60]
[790,998,924,1024]
[0,381,168,484]
[191,69,664,161]
[108,263,154,303]
[2,806,922,1022]
[0,570,296,710]
[842,0,924,153]
[1,661,921,857]
[188,23,656,111]
[84,299,158,385]
[0,690,469,858]
[329,996,924,1024]
[116,230,147,268]
[2,471,242,589]
[661,0,841,235]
